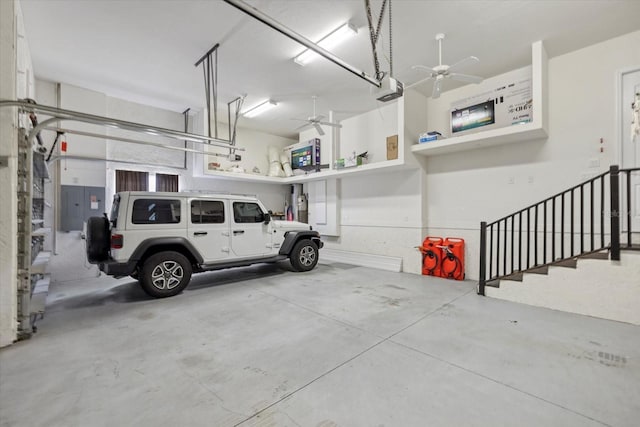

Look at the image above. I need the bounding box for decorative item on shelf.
[267,146,284,177]
[386,135,398,160]
[335,151,368,169]
[418,131,444,143]
[227,165,246,174]
[252,166,261,174]
[632,91,639,142]
[208,162,221,170]
[280,153,293,177]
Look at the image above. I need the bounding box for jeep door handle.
[233,230,245,235]
[194,231,208,236]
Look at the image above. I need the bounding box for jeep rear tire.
[86,216,110,263]
[140,251,192,298]
[290,239,318,272]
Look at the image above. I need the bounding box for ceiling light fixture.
[294,21,357,66]
[242,100,277,118]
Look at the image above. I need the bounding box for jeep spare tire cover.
[86,216,110,263]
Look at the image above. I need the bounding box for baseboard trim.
[320,248,403,272]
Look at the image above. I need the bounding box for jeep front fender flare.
[279,231,323,256]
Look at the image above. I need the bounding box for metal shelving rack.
[16,127,51,338]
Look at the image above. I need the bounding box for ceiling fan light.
[243,99,277,118]
[294,21,357,66]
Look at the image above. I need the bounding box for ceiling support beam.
[0,100,242,150]
[223,0,381,88]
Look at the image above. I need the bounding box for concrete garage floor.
[1,261,639,427]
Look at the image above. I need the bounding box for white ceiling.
[20,0,640,139]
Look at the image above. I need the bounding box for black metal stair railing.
[621,167,640,250]
[477,165,632,296]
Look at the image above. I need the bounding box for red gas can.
[441,237,465,280]
[419,236,443,276]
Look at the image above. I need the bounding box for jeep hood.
[272,220,311,231]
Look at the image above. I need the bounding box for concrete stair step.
[486,279,501,288]
[578,251,610,260]
[526,265,549,275]
[552,258,578,268]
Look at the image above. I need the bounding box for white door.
[230,200,272,258]
[620,69,640,234]
[188,199,230,263]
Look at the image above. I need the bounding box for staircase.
[478,165,640,324]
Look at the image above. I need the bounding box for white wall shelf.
[411,122,547,157]
[199,169,286,184]
[411,40,548,158]
[202,158,414,185]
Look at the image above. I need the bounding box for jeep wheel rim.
[299,246,316,267]
[151,261,184,290]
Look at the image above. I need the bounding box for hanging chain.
[365,0,388,81]
[389,0,393,77]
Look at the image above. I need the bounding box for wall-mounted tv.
[451,100,495,134]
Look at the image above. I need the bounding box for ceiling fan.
[291,96,341,136]
[410,33,483,98]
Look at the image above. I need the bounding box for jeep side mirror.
[263,212,271,224]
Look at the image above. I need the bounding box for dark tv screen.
[291,146,313,169]
[451,100,495,133]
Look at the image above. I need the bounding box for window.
[191,200,225,224]
[233,202,265,223]
[132,199,181,224]
[110,194,120,228]
[116,170,148,192]
[156,173,179,192]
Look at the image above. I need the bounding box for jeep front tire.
[290,239,318,272]
[140,251,192,298]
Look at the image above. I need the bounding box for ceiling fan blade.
[317,121,342,128]
[405,75,435,90]
[411,64,437,74]
[294,123,311,131]
[312,115,325,122]
[448,56,479,73]
[432,79,442,99]
[449,72,483,84]
[290,118,309,123]
[313,123,325,136]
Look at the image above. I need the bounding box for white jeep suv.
[85,191,323,298]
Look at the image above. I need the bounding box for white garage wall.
[307,102,426,274]
[106,97,186,168]
[57,83,108,187]
[1,0,35,347]
[423,30,640,280]
[329,169,426,274]
[339,102,398,163]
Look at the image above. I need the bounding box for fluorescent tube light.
[243,100,277,118]
[294,22,357,66]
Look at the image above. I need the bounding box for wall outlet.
[588,158,600,168]
[528,176,534,184]
[508,176,515,184]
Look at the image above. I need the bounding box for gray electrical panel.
[60,185,105,231]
